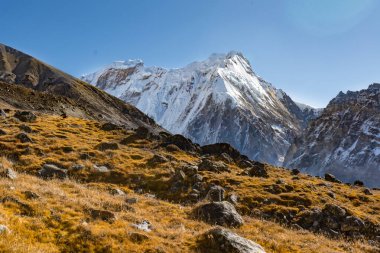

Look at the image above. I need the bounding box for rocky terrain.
[0,109,379,252]
[82,52,319,165]
[285,84,380,187]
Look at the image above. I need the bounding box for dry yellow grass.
[0,110,379,252]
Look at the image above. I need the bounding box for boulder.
[132,220,153,232]
[181,164,199,176]
[193,201,244,227]
[16,133,33,143]
[100,122,121,131]
[88,208,116,223]
[291,169,300,175]
[206,185,225,202]
[324,173,342,183]
[95,142,119,151]
[322,204,346,218]
[162,134,199,152]
[354,180,364,187]
[197,227,266,253]
[23,191,40,200]
[14,111,37,122]
[0,109,7,117]
[109,188,126,196]
[147,154,168,166]
[198,158,230,173]
[38,164,68,179]
[93,165,109,173]
[363,188,373,195]
[129,232,149,243]
[0,168,17,180]
[341,216,365,232]
[19,124,32,133]
[0,225,10,234]
[201,143,247,162]
[247,165,268,178]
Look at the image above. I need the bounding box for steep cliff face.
[82,52,315,165]
[285,84,380,187]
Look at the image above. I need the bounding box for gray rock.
[14,111,37,122]
[19,124,32,133]
[322,204,346,218]
[71,164,85,171]
[0,109,7,117]
[38,164,68,179]
[23,191,40,200]
[126,197,138,204]
[206,185,225,202]
[0,225,10,234]
[291,169,300,175]
[16,133,33,143]
[247,165,268,178]
[95,142,119,151]
[100,122,121,131]
[191,173,203,183]
[197,227,266,253]
[109,188,126,196]
[182,164,198,176]
[0,167,17,180]
[341,216,365,232]
[324,173,342,183]
[88,208,116,223]
[198,158,230,173]
[193,201,244,227]
[129,232,149,243]
[93,165,109,173]
[363,188,373,195]
[147,154,168,166]
[132,220,152,232]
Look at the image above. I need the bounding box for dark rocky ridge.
[0,43,163,133]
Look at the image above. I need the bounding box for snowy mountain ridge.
[81,52,316,165]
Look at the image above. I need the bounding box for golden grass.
[0,110,378,252]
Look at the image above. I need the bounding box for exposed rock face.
[193,201,244,227]
[38,164,68,179]
[285,84,380,187]
[295,203,379,240]
[0,43,163,133]
[197,227,266,253]
[13,111,37,122]
[82,52,318,165]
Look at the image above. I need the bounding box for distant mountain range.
[285,83,380,187]
[82,52,320,165]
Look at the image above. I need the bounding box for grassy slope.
[0,111,379,252]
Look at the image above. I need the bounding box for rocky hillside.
[285,84,380,187]
[0,108,379,252]
[82,52,318,165]
[0,44,162,133]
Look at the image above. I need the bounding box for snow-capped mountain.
[285,84,380,187]
[82,52,316,165]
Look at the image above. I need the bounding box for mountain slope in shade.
[82,52,316,165]
[285,84,380,187]
[0,43,162,132]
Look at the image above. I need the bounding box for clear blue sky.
[1,0,380,107]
